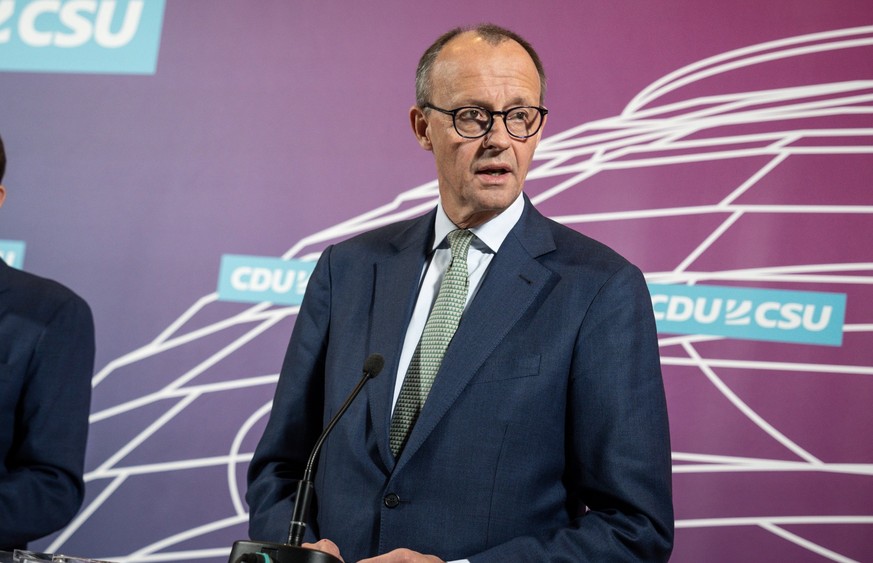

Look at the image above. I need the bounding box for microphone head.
[363,353,385,378]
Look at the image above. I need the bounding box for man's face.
[411,33,545,228]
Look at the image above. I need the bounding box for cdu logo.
[217,254,317,306]
[648,283,847,346]
[0,0,166,74]
[0,239,25,268]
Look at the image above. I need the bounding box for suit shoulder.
[540,214,639,275]
[0,265,92,323]
[330,213,430,257]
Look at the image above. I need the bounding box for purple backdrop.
[1,1,872,561]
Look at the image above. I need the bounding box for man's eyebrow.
[453,97,536,109]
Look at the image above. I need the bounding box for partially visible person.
[0,134,95,551]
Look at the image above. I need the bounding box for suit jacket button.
[383,493,400,508]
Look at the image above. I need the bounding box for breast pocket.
[471,354,540,384]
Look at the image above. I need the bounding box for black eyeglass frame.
[422,103,549,139]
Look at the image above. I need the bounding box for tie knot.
[446,229,473,260]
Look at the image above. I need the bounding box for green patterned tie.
[389,229,474,457]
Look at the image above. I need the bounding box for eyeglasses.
[422,104,548,139]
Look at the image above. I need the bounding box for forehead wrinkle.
[431,65,540,109]
[451,94,537,110]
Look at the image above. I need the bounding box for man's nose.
[482,116,512,149]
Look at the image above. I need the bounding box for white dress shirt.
[391,193,525,411]
[388,194,524,563]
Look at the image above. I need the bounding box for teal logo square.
[0,0,166,74]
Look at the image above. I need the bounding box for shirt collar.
[432,193,525,253]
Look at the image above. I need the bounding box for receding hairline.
[415,24,547,107]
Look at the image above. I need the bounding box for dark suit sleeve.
[0,291,95,548]
[246,247,333,544]
[469,262,673,562]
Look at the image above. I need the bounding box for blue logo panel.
[648,284,846,346]
[0,239,25,268]
[217,254,316,306]
[0,0,166,74]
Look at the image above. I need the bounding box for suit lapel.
[0,262,14,321]
[394,200,558,471]
[367,211,435,469]
[0,259,10,288]
[0,260,11,295]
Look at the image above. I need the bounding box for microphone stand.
[228,354,384,563]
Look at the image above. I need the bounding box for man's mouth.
[477,165,511,176]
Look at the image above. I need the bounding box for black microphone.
[287,352,384,545]
[228,353,385,563]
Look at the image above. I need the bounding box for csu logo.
[0,0,165,74]
[649,284,846,346]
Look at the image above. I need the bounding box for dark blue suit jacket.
[247,198,673,561]
[0,260,94,550]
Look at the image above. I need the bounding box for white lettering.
[55,0,95,47]
[229,266,308,295]
[19,0,58,47]
[694,297,721,324]
[752,302,833,332]
[665,296,694,322]
[777,302,803,330]
[0,0,14,43]
[248,268,273,292]
[269,269,295,293]
[9,0,143,48]
[803,305,832,332]
[230,266,252,291]
[295,270,309,294]
[94,0,142,48]
[651,294,668,320]
[652,296,721,324]
[755,302,780,329]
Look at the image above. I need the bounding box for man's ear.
[0,184,6,209]
[410,106,433,151]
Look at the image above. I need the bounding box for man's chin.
[454,197,520,227]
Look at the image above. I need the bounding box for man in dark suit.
[0,134,95,551]
[247,24,673,562]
